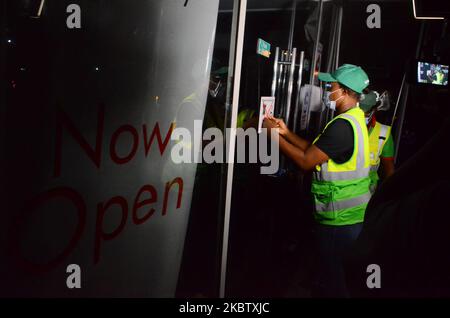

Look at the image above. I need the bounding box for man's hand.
[268,115,289,136]
[262,117,279,132]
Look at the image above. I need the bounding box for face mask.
[323,88,343,110]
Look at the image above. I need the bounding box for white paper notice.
[258,96,275,133]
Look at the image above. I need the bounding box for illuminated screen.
[417,62,449,86]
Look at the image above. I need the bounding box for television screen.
[417,62,449,86]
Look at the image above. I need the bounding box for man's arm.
[268,116,311,151]
[263,116,329,171]
[278,136,329,171]
[283,130,311,151]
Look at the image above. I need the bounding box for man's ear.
[342,88,350,96]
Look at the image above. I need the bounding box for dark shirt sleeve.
[314,118,354,164]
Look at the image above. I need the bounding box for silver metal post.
[391,74,406,128]
[321,5,338,131]
[306,0,324,132]
[293,51,305,133]
[328,5,343,123]
[286,48,297,126]
[394,83,409,165]
[288,0,297,51]
[220,0,247,299]
[325,5,337,73]
[309,0,324,86]
[271,47,280,97]
[280,51,288,118]
[335,5,343,69]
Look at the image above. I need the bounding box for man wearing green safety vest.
[264,64,371,297]
[359,90,395,194]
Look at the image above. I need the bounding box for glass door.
[225,0,341,297]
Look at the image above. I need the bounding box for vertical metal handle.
[309,0,324,86]
[285,48,297,127]
[279,51,288,118]
[271,47,280,97]
[293,51,304,133]
[335,5,343,70]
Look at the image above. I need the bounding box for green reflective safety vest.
[312,107,371,226]
[368,121,392,194]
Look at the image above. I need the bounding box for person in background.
[359,90,395,193]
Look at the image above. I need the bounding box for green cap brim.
[318,72,337,82]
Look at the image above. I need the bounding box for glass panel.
[226,0,335,297]
[1,0,229,297]
[176,0,238,298]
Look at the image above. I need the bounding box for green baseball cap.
[318,64,370,94]
[359,91,379,112]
